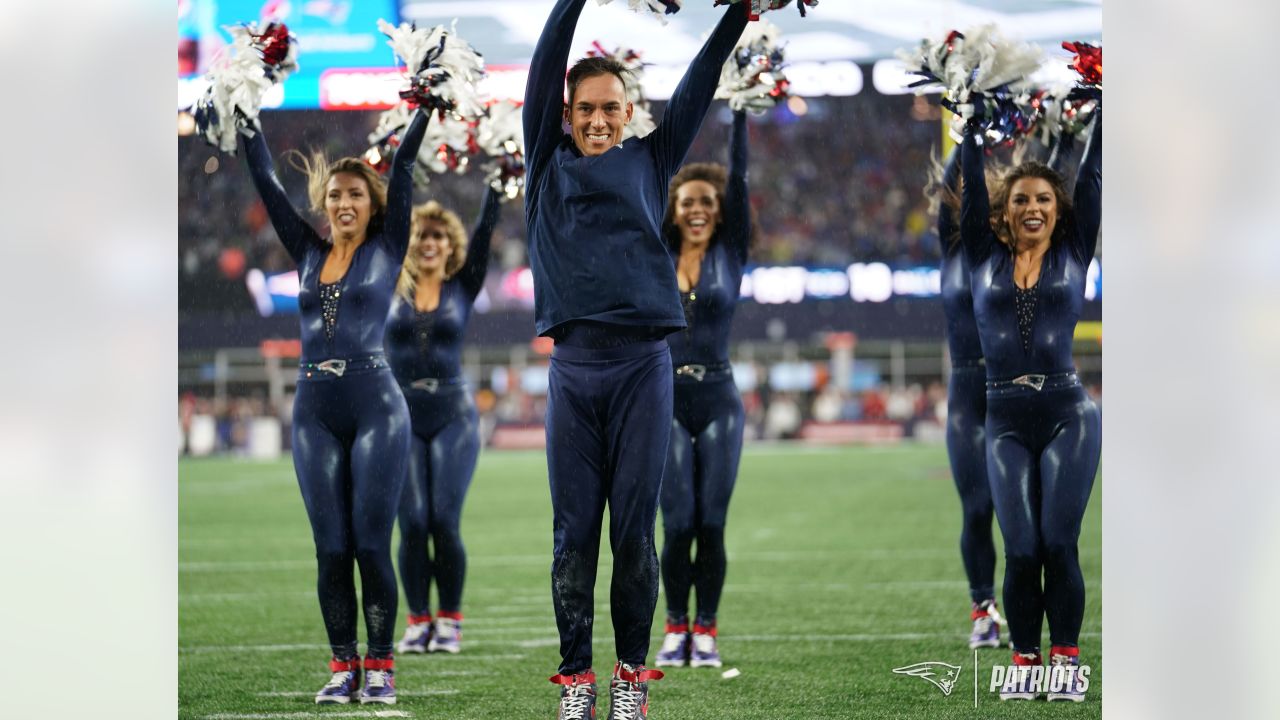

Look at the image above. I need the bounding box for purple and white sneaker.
[654,622,690,667]
[969,600,1004,649]
[397,613,433,654]
[359,656,396,705]
[428,612,462,654]
[314,657,360,705]
[1000,652,1042,701]
[689,624,722,668]
[1046,646,1086,702]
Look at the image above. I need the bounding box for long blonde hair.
[286,151,389,237]
[395,201,469,301]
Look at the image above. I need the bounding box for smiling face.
[1004,177,1059,249]
[324,171,373,242]
[674,179,722,246]
[411,219,452,275]
[565,73,633,157]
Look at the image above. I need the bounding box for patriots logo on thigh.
[892,661,962,696]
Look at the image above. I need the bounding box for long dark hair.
[989,161,1075,251]
[662,162,759,254]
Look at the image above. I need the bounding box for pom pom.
[595,0,683,22]
[585,42,656,140]
[364,102,475,185]
[475,100,526,201]
[191,21,298,154]
[899,24,1043,144]
[715,0,819,21]
[1062,41,1101,104]
[377,19,487,121]
[1063,41,1101,87]
[715,19,790,114]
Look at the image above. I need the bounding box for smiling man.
[522,2,749,719]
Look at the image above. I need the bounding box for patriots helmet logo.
[892,661,962,696]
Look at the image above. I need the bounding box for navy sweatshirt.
[667,111,750,367]
[243,111,430,363]
[384,188,502,383]
[961,114,1102,380]
[522,0,749,337]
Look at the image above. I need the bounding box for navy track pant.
[660,374,744,624]
[397,385,480,616]
[946,364,997,604]
[546,339,673,674]
[292,367,410,658]
[986,378,1101,652]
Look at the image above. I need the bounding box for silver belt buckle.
[1011,374,1046,391]
[410,378,440,393]
[676,364,707,381]
[316,359,347,377]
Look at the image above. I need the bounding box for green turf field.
[179,444,1101,719]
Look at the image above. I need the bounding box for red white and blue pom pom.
[364,103,415,177]
[475,100,526,201]
[595,0,683,23]
[899,24,1042,144]
[586,42,656,140]
[191,21,298,153]
[377,19,487,122]
[715,0,819,21]
[715,19,790,114]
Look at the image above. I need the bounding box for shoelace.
[322,671,353,690]
[560,685,593,719]
[610,682,644,720]
[405,624,429,641]
[973,615,994,633]
[366,670,390,689]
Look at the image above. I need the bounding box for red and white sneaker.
[551,670,598,720]
[314,657,360,704]
[608,662,663,720]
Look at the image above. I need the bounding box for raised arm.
[458,187,503,299]
[242,129,323,266]
[936,147,961,253]
[722,109,751,264]
[960,131,996,268]
[1046,132,1076,177]
[1072,112,1101,264]
[523,0,588,183]
[383,109,431,260]
[648,3,749,179]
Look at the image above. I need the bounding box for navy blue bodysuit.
[659,110,750,632]
[524,0,749,676]
[961,114,1102,656]
[384,188,501,621]
[242,109,429,660]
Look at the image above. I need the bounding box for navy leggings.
[292,367,410,659]
[986,376,1101,652]
[660,374,744,624]
[397,385,480,616]
[546,339,673,674]
[946,364,996,604]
